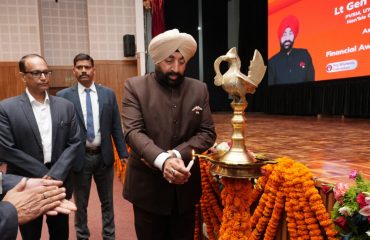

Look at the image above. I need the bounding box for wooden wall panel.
[94,60,138,113]
[48,66,76,88]
[0,60,138,113]
[0,62,24,100]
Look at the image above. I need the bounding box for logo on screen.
[326,60,358,73]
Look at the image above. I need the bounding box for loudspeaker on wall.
[123,34,136,57]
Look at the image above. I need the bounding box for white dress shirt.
[26,89,52,164]
[78,82,101,148]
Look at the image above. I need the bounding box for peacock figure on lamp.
[214,47,266,103]
[210,47,270,178]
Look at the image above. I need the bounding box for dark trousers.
[73,153,115,240]
[133,205,195,240]
[19,214,69,240]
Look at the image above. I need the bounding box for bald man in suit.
[0,54,81,240]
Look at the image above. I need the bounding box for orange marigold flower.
[319,219,332,227]
[310,229,322,236]
[296,220,306,227]
[303,211,315,218]
[233,197,241,207]
[305,188,318,197]
[310,236,324,240]
[305,218,318,225]
[294,213,305,220]
[309,193,322,201]
[287,222,297,228]
[303,181,315,188]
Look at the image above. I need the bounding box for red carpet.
[16,173,137,240]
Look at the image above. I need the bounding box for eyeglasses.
[23,70,52,78]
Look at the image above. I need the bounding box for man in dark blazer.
[268,15,315,85]
[0,54,81,240]
[122,29,217,240]
[57,53,128,240]
[0,173,76,240]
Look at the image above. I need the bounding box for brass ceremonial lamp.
[208,47,273,178]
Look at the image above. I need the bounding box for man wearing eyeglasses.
[0,54,81,240]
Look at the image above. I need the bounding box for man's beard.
[280,40,294,53]
[155,68,185,88]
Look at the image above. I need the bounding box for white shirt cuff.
[172,150,182,159]
[154,152,171,171]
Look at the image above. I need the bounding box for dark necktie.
[85,88,95,142]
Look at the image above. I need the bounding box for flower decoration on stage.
[331,170,370,239]
[196,155,338,240]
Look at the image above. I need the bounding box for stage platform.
[213,112,370,184]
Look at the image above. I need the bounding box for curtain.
[151,0,165,37]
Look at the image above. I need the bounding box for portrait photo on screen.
[268,0,370,85]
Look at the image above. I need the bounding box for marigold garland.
[194,203,201,240]
[199,158,223,239]
[197,156,339,240]
[113,144,129,184]
[218,177,253,240]
[115,147,339,239]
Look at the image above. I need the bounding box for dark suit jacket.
[122,73,216,215]
[0,201,17,240]
[2,174,22,194]
[57,84,128,171]
[0,174,29,239]
[268,48,315,85]
[0,92,81,198]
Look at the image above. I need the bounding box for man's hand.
[42,175,53,180]
[25,178,63,190]
[24,178,77,215]
[120,158,128,165]
[163,158,191,185]
[46,199,77,216]
[2,178,67,225]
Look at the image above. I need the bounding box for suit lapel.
[19,93,43,149]
[96,84,103,121]
[71,85,85,129]
[49,95,59,150]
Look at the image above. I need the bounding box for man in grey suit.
[0,173,77,240]
[57,53,128,240]
[0,54,81,240]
